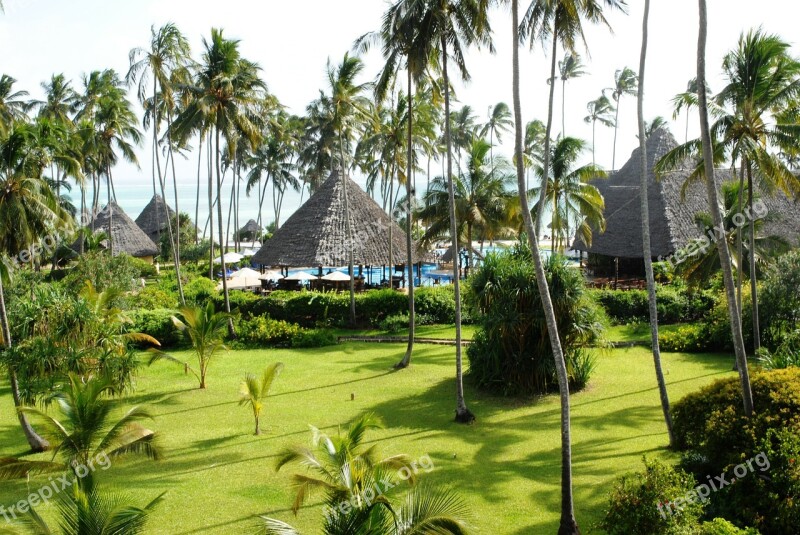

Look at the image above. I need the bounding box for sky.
[1,0,797,228]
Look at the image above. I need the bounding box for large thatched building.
[573,128,800,275]
[252,171,414,268]
[75,202,159,261]
[135,195,175,245]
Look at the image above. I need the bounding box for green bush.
[183,276,218,305]
[291,329,338,348]
[760,250,800,351]
[590,286,715,325]
[64,251,142,294]
[700,289,753,353]
[128,256,157,278]
[601,457,704,535]
[379,313,409,333]
[697,519,760,534]
[756,331,800,369]
[659,324,707,353]
[415,286,457,324]
[236,316,301,348]
[467,247,605,396]
[127,309,181,348]
[125,285,179,311]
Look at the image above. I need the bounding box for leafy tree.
[238,363,284,435]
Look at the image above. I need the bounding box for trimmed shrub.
[236,316,301,348]
[183,276,218,305]
[415,286,457,324]
[291,329,338,348]
[697,519,760,535]
[659,324,707,353]
[600,457,704,535]
[760,250,800,351]
[127,308,181,348]
[379,313,409,333]
[590,286,715,325]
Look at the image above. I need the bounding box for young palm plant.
[239,362,284,435]
[149,302,231,389]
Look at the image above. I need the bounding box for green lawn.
[606,323,685,343]
[0,342,734,534]
[334,323,478,340]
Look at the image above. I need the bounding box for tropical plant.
[149,302,231,389]
[555,53,586,136]
[635,0,675,447]
[671,78,709,144]
[0,374,161,481]
[529,136,606,253]
[583,94,615,166]
[605,66,638,170]
[518,0,626,532]
[0,74,29,137]
[480,102,513,173]
[238,362,284,435]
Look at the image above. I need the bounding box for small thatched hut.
[135,195,175,244]
[236,219,261,242]
[573,128,800,275]
[75,202,159,262]
[252,171,414,268]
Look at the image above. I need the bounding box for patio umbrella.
[284,271,318,281]
[232,267,261,279]
[213,252,244,264]
[218,275,261,290]
[321,271,351,282]
[259,270,285,281]
[240,248,258,257]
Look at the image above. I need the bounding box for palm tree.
[0,374,162,481]
[172,29,265,336]
[238,363,284,435]
[420,138,515,271]
[0,74,29,137]
[643,116,668,138]
[556,54,587,136]
[696,0,753,416]
[21,481,164,535]
[32,74,78,124]
[519,1,625,532]
[150,302,231,389]
[398,0,493,424]
[530,136,606,253]
[605,66,638,170]
[522,118,546,189]
[671,78,709,144]
[449,105,478,174]
[635,0,675,448]
[583,94,615,166]
[0,124,72,452]
[480,102,513,174]
[127,23,192,305]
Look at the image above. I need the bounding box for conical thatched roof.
[573,128,800,258]
[252,171,414,267]
[76,202,159,258]
[236,219,261,241]
[135,195,175,244]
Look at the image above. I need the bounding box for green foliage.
[760,250,800,351]
[181,239,211,263]
[380,313,409,333]
[63,251,143,294]
[601,457,704,535]
[128,256,158,277]
[125,285,179,311]
[698,289,753,352]
[291,329,338,348]
[591,285,715,325]
[236,316,301,348]
[239,362,284,435]
[659,324,708,353]
[182,275,218,305]
[128,309,181,348]
[756,330,800,369]
[414,285,457,324]
[467,248,605,396]
[697,518,760,534]
[211,287,261,313]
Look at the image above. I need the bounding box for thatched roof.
[75,202,159,258]
[252,171,414,267]
[573,128,800,259]
[440,244,484,264]
[135,195,175,244]
[236,219,261,241]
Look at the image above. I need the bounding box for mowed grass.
[0,342,734,534]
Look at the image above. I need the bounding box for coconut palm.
[634,0,675,447]
[127,23,192,305]
[480,102,513,174]
[32,74,79,124]
[238,363,284,435]
[519,1,626,532]
[396,0,493,424]
[149,302,231,390]
[583,94,615,166]
[522,118,546,189]
[671,77,711,144]
[604,66,638,170]
[0,373,162,481]
[529,136,606,253]
[556,54,587,136]
[0,74,29,137]
[0,124,72,452]
[696,0,753,416]
[20,480,164,535]
[172,29,265,336]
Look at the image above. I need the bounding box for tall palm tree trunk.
[697,0,754,416]
[612,104,621,170]
[442,35,474,425]
[339,133,356,327]
[591,119,596,167]
[746,161,760,350]
[207,134,214,280]
[397,68,415,369]
[215,125,235,337]
[637,0,675,447]
[195,131,203,246]
[517,8,579,533]
[106,168,113,256]
[0,277,50,452]
[166,108,185,304]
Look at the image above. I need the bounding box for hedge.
[590,286,716,325]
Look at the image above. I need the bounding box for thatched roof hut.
[236,219,261,241]
[135,195,175,244]
[75,202,159,260]
[573,128,800,260]
[252,171,414,267]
